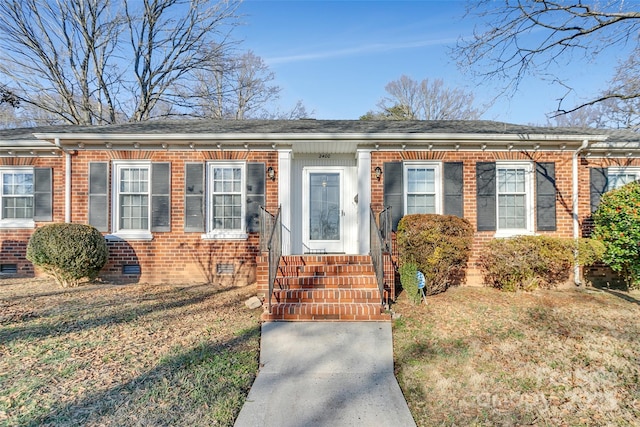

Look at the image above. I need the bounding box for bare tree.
[545,103,611,129]
[0,0,241,125]
[456,1,640,120]
[0,0,121,125]
[0,83,18,107]
[600,47,640,130]
[363,75,482,120]
[191,50,311,120]
[124,0,240,122]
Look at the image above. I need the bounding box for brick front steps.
[261,255,391,322]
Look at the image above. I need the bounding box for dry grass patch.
[0,277,261,426]
[393,286,640,426]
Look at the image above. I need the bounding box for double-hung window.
[1,168,34,226]
[496,162,534,235]
[404,163,442,214]
[207,162,246,238]
[113,161,151,239]
[608,167,640,190]
[185,161,263,239]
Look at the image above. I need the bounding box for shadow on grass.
[598,288,640,306]
[0,285,242,345]
[24,325,261,427]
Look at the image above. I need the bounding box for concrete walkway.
[234,322,416,427]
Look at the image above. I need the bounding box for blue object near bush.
[416,270,427,303]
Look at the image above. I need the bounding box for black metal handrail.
[260,206,275,253]
[370,205,389,306]
[263,206,282,313]
[378,206,392,253]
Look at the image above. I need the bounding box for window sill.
[494,230,535,239]
[201,231,248,240]
[106,231,153,242]
[0,219,35,229]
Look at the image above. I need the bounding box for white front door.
[302,166,357,253]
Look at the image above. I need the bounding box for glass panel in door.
[309,173,340,241]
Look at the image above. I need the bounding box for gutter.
[55,137,72,223]
[572,139,590,285]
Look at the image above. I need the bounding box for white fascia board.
[0,139,58,148]
[33,132,609,145]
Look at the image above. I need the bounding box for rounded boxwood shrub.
[26,223,108,287]
[592,181,640,290]
[397,214,474,297]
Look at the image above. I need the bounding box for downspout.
[54,138,72,223]
[572,139,589,285]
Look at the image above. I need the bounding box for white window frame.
[0,167,35,229]
[202,161,247,240]
[110,160,153,240]
[495,161,534,238]
[608,166,640,190]
[403,162,442,215]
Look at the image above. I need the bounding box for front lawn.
[0,278,261,427]
[393,286,640,426]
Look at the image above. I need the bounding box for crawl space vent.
[216,263,234,275]
[122,264,141,275]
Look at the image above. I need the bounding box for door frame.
[301,165,358,254]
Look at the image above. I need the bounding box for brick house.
[1,120,639,320]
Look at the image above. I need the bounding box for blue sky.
[235,0,628,125]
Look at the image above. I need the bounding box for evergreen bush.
[592,181,640,290]
[26,223,108,287]
[399,261,421,304]
[397,214,474,296]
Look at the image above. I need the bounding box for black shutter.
[88,162,109,231]
[590,167,608,213]
[185,163,204,232]
[33,168,52,221]
[151,163,170,232]
[444,162,463,217]
[476,162,496,231]
[383,161,403,231]
[536,162,557,231]
[246,163,265,233]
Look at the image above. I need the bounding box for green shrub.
[399,261,422,304]
[576,238,606,267]
[26,223,108,287]
[592,181,640,290]
[478,236,603,291]
[397,214,474,296]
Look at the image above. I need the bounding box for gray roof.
[7,119,627,136]
[0,119,640,148]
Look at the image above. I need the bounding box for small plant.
[397,214,474,296]
[478,236,603,291]
[26,223,108,287]
[399,261,422,304]
[592,181,640,290]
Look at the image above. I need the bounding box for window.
[112,161,151,239]
[608,167,640,190]
[0,168,36,228]
[1,169,33,220]
[404,163,442,214]
[206,162,246,238]
[496,162,534,235]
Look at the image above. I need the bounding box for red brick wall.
[6,148,637,288]
[68,149,278,285]
[0,156,66,277]
[371,150,577,286]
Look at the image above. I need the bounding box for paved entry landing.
[234,322,416,427]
